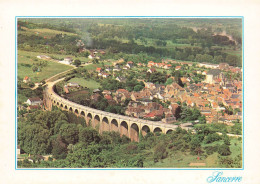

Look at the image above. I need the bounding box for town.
[17,18,242,168]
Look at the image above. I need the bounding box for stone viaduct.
[43,79,186,142]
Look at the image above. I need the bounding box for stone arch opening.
[130,123,139,142]
[60,103,63,108]
[54,100,56,104]
[166,129,173,134]
[86,113,93,126]
[154,127,162,134]
[69,107,73,112]
[64,105,68,110]
[111,119,119,132]
[80,111,85,117]
[57,102,59,106]
[75,109,79,114]
[141,125,150,137]
[101,117,110,132]
[120,121,128,137]
[93,115,100,129]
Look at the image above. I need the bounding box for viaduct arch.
[43,79,190,142]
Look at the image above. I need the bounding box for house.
[104,95,116,105]
[28,155,45,163]
[115,89,131,102]
[163,64,172,69]
[88,54,95,59]
[113,65,121,72]
[202,71,207,75]
[105,66,111,72]
[144,110,164,119]
[26,97,42,106]
[102,73,110,78]
[198,63,219,69]
[123,66,129,70]
[64,85,69,94]
[147,61,155,68]
[137,63,144,67]
[205,69,222,84]
[93,89,101,93]
[59,57,73,65]
[23,76,31,83]
[96,68,103,73]
[102,90,111,95]
[68,82,79,88]
[147,68,157,73]
[37,55,51,60]
[175,66,182,70]
[126,61,134,68]
[144,82,156,89]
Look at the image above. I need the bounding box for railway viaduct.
[43,79,185,142]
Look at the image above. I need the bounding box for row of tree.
[18,108,241,168]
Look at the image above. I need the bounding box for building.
[59,57,73,65]
[147,68,157,73]
[68,82,79,88]
[26,97,42,106]
[23,76,31,83]
[37,55,51,60]
[198,63,219,69]
[205,69,222,84]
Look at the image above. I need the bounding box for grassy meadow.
[68,77,101,89]
[18,50,74,83]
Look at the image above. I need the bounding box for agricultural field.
[68,77,101,89]
[17,50,74,83]
[19,26,78,39]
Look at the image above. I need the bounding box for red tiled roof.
[104,95,113,100]
[96,68,102,71]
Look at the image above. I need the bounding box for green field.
[68,77,100,89]
[18,50,74,83]
[20,27,78,39]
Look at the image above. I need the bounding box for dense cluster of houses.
[22,55,242,125]
[92,60,242,124]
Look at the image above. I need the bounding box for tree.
[165,78,173,86]
[59,123,79,145]
[78,127,101,145]
[218,144,231,156]
[51,135,68,159]
[190,135,202,155]
[32,65,38,72]
[226,55,239,66]
[214,55,223,63]
[73,59,81,67]
[18,123,51,154]
[153,142,168,162]
[149,71,167,84]
[133,84,144,92]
